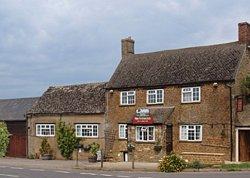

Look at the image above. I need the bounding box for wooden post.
[75,148,79,168]
[132,150,135,169]
[101,149,104,168]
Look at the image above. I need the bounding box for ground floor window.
[36,124,55,137]
[180,125,202,141]
[75,124,98,138]
[136,126,155,142]
[119,124,128,139]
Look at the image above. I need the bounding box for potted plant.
[88,142,100,163]
[127,143,135,152]
[154,140,162,152]
[39,138,53,160]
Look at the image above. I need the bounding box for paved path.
[0,165,250,178]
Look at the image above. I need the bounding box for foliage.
[56,120,80,160]
[159,152,187,172]
[241,75,250,95]
[221,163,250,171]
[39,138,52,156]
[189,160,205,171]
[0,122,9,157]
[89,142,100,156]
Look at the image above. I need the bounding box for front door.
[239,130,250,162]
[166,125,173,154]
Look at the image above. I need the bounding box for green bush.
[0,122,9,157]
[56,120,80,160]
[39,138,52,156]
[89,142,100,156]
[159,152,187,172]
[189,160,205,171]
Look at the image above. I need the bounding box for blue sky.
[0,0,249,99]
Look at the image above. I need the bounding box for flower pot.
[41,154,53,160]
[88,156,97,163]
[154,145,162,152]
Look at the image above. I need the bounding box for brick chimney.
[121,37,134,57]
[238,22,250,44]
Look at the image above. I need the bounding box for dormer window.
[120,91,135,105]
[181,87,201,103]
[147,89,164,104]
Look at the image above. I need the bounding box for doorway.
[236,128,250,162]
[123,152,128,162]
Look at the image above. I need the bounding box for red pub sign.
[132,108,154,125]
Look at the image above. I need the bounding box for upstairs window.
[180,125,202,141]
[181,87,201,103]
[119,124,128,139]
[147,89,164,104]
[75,124,98,138]
[120,91,135,105]
[36,124,55,137]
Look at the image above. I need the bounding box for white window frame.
[179,125,202,141]
[119,124,128,139]
[120,91,136,105]
[36,124,55,137]
[75,124,98,138]
[181,87,201,103]
[146,89,164,104]
[136,126,155,142]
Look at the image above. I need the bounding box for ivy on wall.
[0,122,9,157]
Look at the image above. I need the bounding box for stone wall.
[27,114,105,160]
[106,83,232,163]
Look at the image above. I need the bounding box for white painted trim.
[120,91,136,105]
[75,124,99,138]
[118,124,127,139]
[135,126,155,142]
[36,124,55,137]
[146,89,164,104]
[179,125,202,141]
[235,127,250,162]
[181,86,201,103]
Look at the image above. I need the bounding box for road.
[0,165,250,178]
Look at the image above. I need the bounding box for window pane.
[183,92,192,102]
[193,88,200,101]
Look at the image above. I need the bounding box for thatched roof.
[107,42,246,89]
[0,97,39,121]
[28,82,106,115]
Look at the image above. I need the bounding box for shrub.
[39,138,52,156]
[89,142,100,157]
[159,152,187,172]
[0,122,9,157]
[56,120,80,160]
[189,160,205,171]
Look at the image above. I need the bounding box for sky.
[0,0,249,99]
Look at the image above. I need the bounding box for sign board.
[236,97,243,112]
[136,108,150,117]
[132,108,153,125]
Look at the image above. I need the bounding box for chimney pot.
[238,22,250,44]
[121,37,135,57]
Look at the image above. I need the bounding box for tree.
[0,122,9,157]
[56,120,80,159]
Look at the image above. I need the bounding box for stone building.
[105,22,250,164]
[27,82,106,160]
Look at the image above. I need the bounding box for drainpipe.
[226,83,233,161]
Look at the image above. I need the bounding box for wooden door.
[166,125,173,154]
[239,130,250,162]
[7,134,26,157]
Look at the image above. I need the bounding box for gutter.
[226,83,233,161]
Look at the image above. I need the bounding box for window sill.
[135,141,156,144]
[179,140,202,143]
[181,101,201,104]
[118,138,128,141]
[119,104,136,107]
[146,103,164,106]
